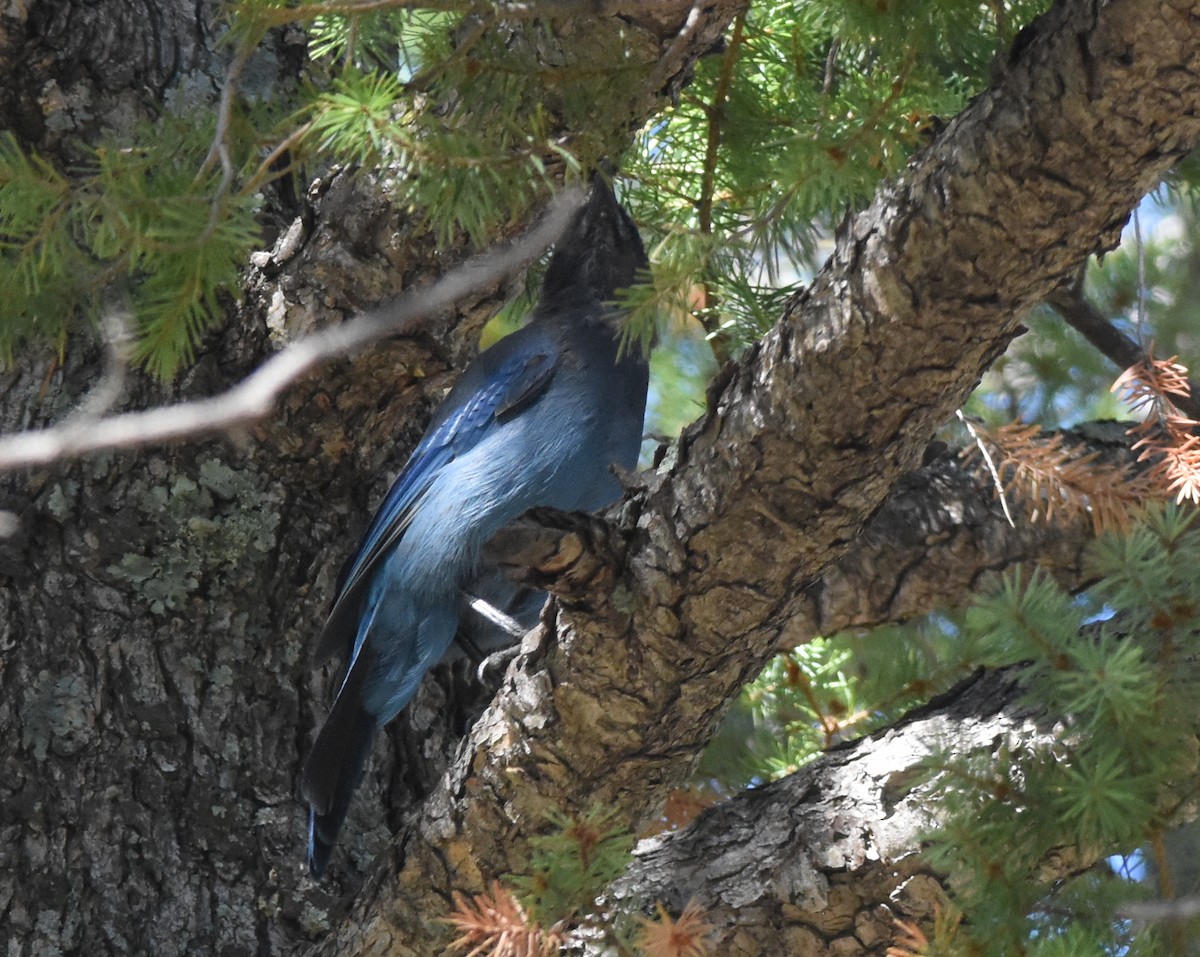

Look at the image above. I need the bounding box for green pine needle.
[510,806,634,925]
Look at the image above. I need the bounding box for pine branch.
[616,581,1200,955]
[961,420,1159,535]
[697,11,746,238]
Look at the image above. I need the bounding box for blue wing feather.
[312,347,558,665]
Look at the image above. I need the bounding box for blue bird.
[300,176,651,877]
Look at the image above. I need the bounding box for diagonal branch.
[611,666,1035,954]
[1048,281,1200,420]
[489,427,1138,644]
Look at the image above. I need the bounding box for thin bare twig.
[1048,281,1200,421]
[822,37,840,95]
[698,10,746,236]
[957,410,1016,528]
[404,14,492,93]
[465,596,527,639]
[241,122,314,198]
[644,0,706,95]
[196,42,255,242]
[198,43,252,184]
[67,303,134,423]
[1117,896,1200,923]
[0,187,585,472]
[1134,204,1148,349]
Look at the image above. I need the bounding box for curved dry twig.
[0,186,585,472]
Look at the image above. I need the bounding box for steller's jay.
[300,176,651,877]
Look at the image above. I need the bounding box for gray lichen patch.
[20,671,96,761]
[107,460,282,615]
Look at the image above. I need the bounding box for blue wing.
[313,345,559,666]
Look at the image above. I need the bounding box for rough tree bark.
[0,2,1197,957]
[612,667,1042,957]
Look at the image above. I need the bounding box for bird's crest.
[539,175,648,306]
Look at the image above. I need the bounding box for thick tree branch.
[491,426,1137,643]
[611,667,1035,956]
[315,1,1200,953]
[613,626,1197,956]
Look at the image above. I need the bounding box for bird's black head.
[539,175,648,307]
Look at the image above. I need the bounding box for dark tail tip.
[301,671,377,879]
[308,810,337,879]
[540,173,648,304]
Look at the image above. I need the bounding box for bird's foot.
[477,643,522,685]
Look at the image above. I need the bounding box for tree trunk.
[0,1,738,953]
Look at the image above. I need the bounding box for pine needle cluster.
[443,806,715,957]
[245,0,661,249]
[917,504,1200,956]
[3,0,1059,380]
[447,882,565,957]
[636,901,714,957]
[887,908,965,957]
[960,419,1160,534]
[621,0,1051,357]
[1112,352,1200,505]
[701,620,988,792]
[2,1,650,379]
[957,350,1200,538]
[510,806,634,923]
[0,128,260,378]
